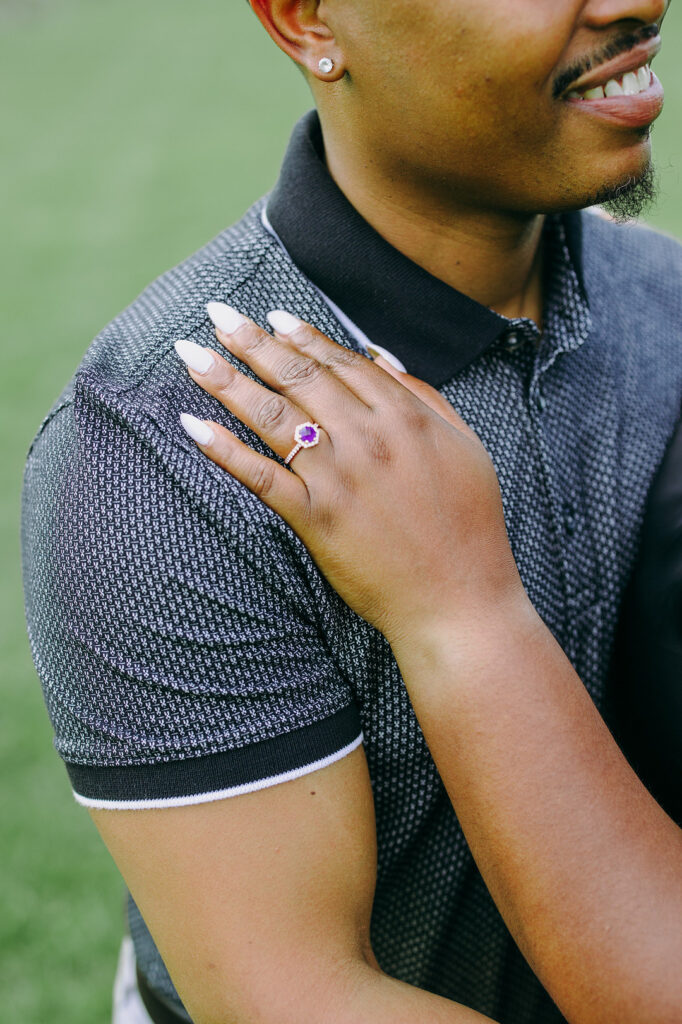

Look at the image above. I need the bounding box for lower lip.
[565,71,664,129]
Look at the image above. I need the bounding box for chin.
[577,157,658,221]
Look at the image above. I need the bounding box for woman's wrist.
[388,584,543,692]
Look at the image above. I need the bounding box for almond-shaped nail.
[206,301,248,335]
[180,413,214,446]
[267,310,302,336]
[365,343,407,373]
[174,338,214,375]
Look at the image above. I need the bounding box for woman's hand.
[176,303,524,649]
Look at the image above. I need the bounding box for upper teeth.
[567,63,651,100]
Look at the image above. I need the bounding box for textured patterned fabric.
[21,146,682,1021]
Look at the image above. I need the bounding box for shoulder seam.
[24,397,75,462]
[101,231,279,397]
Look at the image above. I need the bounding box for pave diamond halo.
[285,422,321,466]
[295,422,320,446]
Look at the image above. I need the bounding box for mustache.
[552,23,659,99]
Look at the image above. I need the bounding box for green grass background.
[1,2,680,1021]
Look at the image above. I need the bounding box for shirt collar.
[267,110,587,388]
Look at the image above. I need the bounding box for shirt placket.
[499,291,595,652]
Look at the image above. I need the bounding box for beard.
[590,157,659,223]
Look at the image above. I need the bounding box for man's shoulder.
[581,210,682,311]
[21,199,360,782]
[579,211,682,390]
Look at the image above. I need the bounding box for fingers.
[370,353,409,382]
[178,413,309,525]
[264,310,399,406]
[176,301,481,508]
[174,338,331,470]
[245,303,475,444]
[206,303,371,422]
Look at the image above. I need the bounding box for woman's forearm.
[393,596,682,1024]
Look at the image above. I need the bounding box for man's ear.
[248,0,346,81]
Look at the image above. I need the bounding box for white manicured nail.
[174,338,214,375]
[366,343,407,373]
[180,413,214,446]
[267,310,302,336]
[206,301,248,335]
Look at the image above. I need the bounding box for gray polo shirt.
[22,112,682,1023]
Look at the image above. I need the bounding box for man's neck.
[323,129,546,328]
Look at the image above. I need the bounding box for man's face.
[322,0,669,214]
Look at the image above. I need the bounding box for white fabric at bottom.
[112,936,154,1024]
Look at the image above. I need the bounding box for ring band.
[285,422,321,466]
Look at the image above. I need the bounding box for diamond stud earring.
[318,57,334,74]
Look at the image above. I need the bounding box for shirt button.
[535,387,547,412]
[505,331,522,352]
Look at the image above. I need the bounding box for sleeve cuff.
[67,705,363,810]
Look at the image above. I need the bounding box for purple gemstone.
[298,423,319,445]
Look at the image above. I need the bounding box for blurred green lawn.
[1,2,681,1021]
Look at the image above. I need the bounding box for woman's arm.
[177,304,682,1024]
[393,601,682,1024]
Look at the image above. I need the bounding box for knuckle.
[250,460,277,499]
[323,348,361,373]
[237,328,268,355]
[215,368,239,400]
[278,355,320,386]
[254,393,289,430]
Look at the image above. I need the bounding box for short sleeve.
[21,366,361,810]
